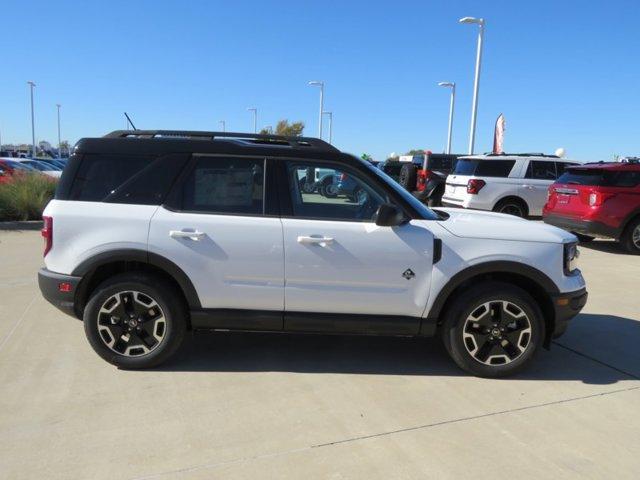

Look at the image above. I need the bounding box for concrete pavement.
[0,230,638,479]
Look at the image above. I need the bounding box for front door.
[149,155,284,329]
[280,161,434,334]
[519,160,558,215]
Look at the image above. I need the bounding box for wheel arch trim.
[71,248,201,309]
[424,260,559,321]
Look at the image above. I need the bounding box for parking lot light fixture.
[246,108,257,133]
[56,104,62,158]
[308,81,324,139]
[459,16,485,155]
[437,82,456,154]
[27,81,36,158]
[323,111,333,144]
[219,120,226,132]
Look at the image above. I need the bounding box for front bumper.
[38,268,82,318]
[543,214,620,240]
[550,287,588,339]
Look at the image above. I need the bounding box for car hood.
[434,208,576,244]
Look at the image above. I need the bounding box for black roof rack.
[104,130,339,152]
[482,152,560,158]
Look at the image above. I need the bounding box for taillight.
[467,179,486,194]
[588,191,612,206]
[42,216,53,256]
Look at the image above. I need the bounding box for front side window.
[526,160,557,180]
[286,162,387,221]
[180,156,264,215]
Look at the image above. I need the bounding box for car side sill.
[190,309,437,337]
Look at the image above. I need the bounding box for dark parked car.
[397,153,461,206]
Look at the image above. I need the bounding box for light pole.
[308,81,324,138]
[219,120,226,132]
[459,16,485,155]
[247,108,257,133]
[56,104,62,158]
[27,81,36,158]
[437,82,456,154]
[323,111,333,144]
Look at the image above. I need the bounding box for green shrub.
[0,173,57,221]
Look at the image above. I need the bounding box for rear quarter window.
[454,159,515,177]
[69,154,153,202]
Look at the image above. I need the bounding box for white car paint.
[442,155,580,216]
[43,198,585,321]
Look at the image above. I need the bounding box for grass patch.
[0,173,57,221]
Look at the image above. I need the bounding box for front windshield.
[363,159,440,220]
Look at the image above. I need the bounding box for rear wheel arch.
[72,249,201,323]
[493,196,529,217]
[426,262,557,346]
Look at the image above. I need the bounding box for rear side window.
[455,159,515,177]
[179,156,264,215]
[525,160,557,180]
[607,171,640,187]
[426,157,453,170]
[69,154,152,201]
[558,169,640,187]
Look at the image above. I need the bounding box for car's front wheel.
[83,273,187,369]
[441,282,544,377]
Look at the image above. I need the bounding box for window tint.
[105,154,190,205]
[608,171,640,187]
[426,157,454,170]
[556,162,579,177]
[455,159,516,177]
[287,162,388,221]
[180,156,264,214]
[70,154,152,201]
[557,170,604,186]
[526,160,557,180]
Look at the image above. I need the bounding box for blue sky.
[1,0,638,161]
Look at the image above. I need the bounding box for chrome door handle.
[169,230,205,241]
[297,235,334,246]
[521,184,535,190]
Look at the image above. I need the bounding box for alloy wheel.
[633,224,640,249]
[97,291,166,357]
[462,300,532,366]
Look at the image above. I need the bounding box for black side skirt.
[190,309,437,337]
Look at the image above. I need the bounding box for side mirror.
[374,204,407,227]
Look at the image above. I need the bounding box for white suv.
[37,131,587,377]
[442,154,580,217]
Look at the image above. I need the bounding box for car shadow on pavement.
[578,240,629,255]
[155,314,639,385]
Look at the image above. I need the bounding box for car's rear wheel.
[441,282,544,377]
[621,217,640,255]
[398,164,417,191]
[83,273,187,369]
[493,198,528,218]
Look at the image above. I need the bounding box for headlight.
[564,242,579,275]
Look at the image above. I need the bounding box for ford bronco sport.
[38,130,587,377]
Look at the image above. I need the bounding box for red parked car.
[543,161,640,253]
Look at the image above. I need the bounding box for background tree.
[405,149,425,155]
[260,120,305,137]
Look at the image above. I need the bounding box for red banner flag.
[492,114,506,154]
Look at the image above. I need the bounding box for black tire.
[441,282,544,378]
[83,272,187,369]
[493,198,528,218]
[620,216,640,254]
[320,176,338,198]
[426,186,444,207]
[572,232,595,243]
[398,164,417,191]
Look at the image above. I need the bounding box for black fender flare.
[425,260,559,322]
[72,249,201,309]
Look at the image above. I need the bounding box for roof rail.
[103,130,339,152]
[483,152,559,158]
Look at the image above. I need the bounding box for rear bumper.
[543,214,620,239]
[38,268,82,318]
[550,287,588,339]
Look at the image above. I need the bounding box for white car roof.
[458,154,578,163]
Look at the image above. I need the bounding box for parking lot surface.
[1,229,639,479]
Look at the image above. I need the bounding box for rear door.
[149,155,284,328]
[519,160,558,215]
[279,160,433,334]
